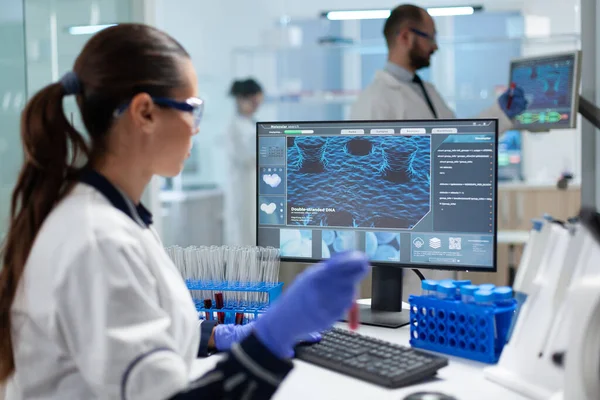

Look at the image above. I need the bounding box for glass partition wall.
[0,0,132,239]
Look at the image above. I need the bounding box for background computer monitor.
[256,119,499,327]
[497,129,523,181]
[509,51,581,131]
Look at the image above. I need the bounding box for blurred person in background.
[224,78,264,246]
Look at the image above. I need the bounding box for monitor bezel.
[255,118,499,273]
[508,50,582,132]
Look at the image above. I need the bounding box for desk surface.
[191,323,529,400]
[497,230,530,244]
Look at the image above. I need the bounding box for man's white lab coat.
[350,69,512,300]
[350,69,513,133]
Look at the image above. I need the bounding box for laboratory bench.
[191,308,529,400]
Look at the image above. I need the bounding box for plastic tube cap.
[474,289,494,303]
[421,279,438,291]
[460,284,479,296]
[478,284,496,291]
[437,282,457,295]
[452,280,471,287]
[493,286,513,301]
[531,219,544,232]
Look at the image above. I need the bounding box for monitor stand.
[341,265,411,329]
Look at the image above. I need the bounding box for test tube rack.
[408,294,516,364]
[186,280,284,324]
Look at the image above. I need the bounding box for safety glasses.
[409,28,437,45]
[114,96,205,130]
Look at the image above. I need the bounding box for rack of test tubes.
[165,245,283,325]
[408,280,517,364]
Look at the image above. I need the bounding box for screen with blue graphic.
[510,52,580,131]
[257,120,498,271]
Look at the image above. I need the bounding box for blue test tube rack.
[408,294,516,364]
[185,280,284,323]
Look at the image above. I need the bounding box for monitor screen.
[509,51,581,131]
[498,130,522,181]
[256,119,498,272]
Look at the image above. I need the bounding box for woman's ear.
[128,93,156,133]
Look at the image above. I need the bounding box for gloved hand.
[498,85,528,119]
[253,251,370,359]
[214,323,255,352]
[213,323,322,353]
[284,332,322,358]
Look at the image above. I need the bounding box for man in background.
[351,3,526,132]
[351,4,527,299]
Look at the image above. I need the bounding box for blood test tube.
[203,299,212,321]
[214,292,225,324]
[349,301,359,331]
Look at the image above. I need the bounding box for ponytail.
[0,82,89,381]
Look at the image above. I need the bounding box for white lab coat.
[224,114,257,246]
[5,184,205,400]
[350,69,513,133]
[350,70,513,300]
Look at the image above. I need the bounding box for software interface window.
[257,120,497,270]
[510,52,580,130]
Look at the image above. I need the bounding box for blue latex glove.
[253,251,370,359]
[214,323,255,352]
[214,323,322,353]
[498,85,528,119]
[286,332,322,358]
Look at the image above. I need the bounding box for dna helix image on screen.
[286,135,431,229]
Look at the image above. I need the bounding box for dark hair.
[229,78,263,98]
[383,4,426,47]
[0,23,190,381]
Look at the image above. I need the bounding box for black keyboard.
[294,327,448,389]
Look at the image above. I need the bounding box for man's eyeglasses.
[114,97,205,130]
[410,28,437,45]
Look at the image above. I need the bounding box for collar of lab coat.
[79,169,153,228]
[375,69,413,89]
[384,61,414,83]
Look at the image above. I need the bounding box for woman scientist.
[0,24,369,400]
[224,78,263,246]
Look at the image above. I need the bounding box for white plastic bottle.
[478,284,496,292]
[421,280,438,297]
[474,289,495,307]
[460,284,479,304]
[437,281,457,300]
[493,286,514,307]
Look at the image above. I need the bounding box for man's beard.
[409,46,431,70]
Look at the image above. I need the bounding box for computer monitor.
[498,130,522,181]
[256,119,499,327]
[509,51,581,131]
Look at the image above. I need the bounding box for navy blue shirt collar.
[79,169,153,228]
